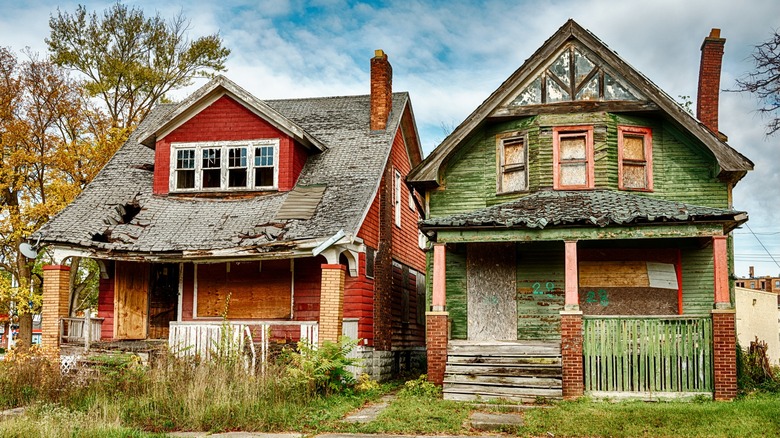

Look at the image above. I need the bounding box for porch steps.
[443,340,562,403]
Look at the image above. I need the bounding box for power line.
[745,223,780,270]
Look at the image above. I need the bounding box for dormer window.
[170,140,279,192]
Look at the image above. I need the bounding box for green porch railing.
[583,316,712,393]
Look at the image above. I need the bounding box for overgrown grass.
[0,338,383,435]
[521,393,780,437]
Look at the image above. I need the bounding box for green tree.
[0,47,93,348]
[734,30,780,136]
[47,3,230,129]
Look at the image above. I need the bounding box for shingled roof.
[420,190,747,232]
[35,87,412,260]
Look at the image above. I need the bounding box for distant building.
[735,266,780,295]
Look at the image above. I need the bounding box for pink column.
[564,240,579,310]
[712,236,729,308]
[427,242,448,386]
[432,243,446,311]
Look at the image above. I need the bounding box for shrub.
[355,373,380,393]
[737,338,780,394]
[281,337,358,396]
[398,374,441,398]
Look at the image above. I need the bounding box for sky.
[1,0,779,278]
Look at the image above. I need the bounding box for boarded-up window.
[196,261,291,319]
[553,126,593,189]
[496,132,528,193]
[401,265,410,323]
[618,126,653,191]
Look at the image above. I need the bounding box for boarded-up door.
[114,262,150,339]
[148,264,179,339]
[467,243,517,341]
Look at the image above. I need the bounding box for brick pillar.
[561,310,584,399]
[319,264,345,345]
[426,311,448,386]
[41,265,71,355]
[712,309,737,401]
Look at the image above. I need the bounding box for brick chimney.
[370,49,392,131]
[696,28,726,135]
[749,266,754,278]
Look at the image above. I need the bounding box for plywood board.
[579,261,649,287]
[646,262,678,289]
[197,260,291,319]
[467,243,517,341]
[114,262,150,339]
[579,287,678,315]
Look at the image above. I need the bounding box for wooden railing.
[168,320,319,367]
[583,316,712,394]
[60,317,104,344]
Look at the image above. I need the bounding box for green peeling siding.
[428,112,729,220]
[681,246,716,315]
[516,242,565,340]
[444,247,468,339]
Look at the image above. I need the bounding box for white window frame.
[394,169,402,228]
[169,139,279,193]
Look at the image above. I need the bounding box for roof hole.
[121,202,142,223]
[91,232,110,243]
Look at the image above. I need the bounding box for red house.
[36,51,427,379]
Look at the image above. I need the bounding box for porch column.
[41,265,71,356]
[561,240,584,398]
[564,240,579,310]
[319,264,345,346]
[712,235,730,308]
[427,242,448,386]
[711,235,737,400]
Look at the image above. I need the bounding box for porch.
[425,234,737,400]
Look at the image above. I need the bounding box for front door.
[467,243,517,340]
[114,262,150,339]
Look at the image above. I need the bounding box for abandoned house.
[408,20,752,401]
[36,51,427,379]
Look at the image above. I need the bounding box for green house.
[408,20,752,402]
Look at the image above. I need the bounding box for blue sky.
[1,0,779,277]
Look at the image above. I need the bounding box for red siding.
[97,271,115,340]
[153,95,305,194]
[389,128,425,272]
[357,190,380,249]
[344,251,375,346]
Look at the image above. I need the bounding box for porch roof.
[420,190,746,233]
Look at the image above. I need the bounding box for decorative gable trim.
[408,19,753,188]
[137,75,327,152]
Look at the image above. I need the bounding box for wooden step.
[443,340,563,403]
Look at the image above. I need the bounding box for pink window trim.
[617,125,654,192]
[552,125,594,190]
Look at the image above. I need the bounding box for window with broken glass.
[553,126,594,190]
[170,140,279,192]
[618,126,653,191]
[497,132,529,193]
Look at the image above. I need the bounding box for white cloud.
[2,0,779,275]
